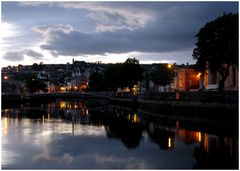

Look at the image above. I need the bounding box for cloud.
[33,153,73,164]
[3,51,25,62]
[32,24,73,38]
[3,49,43,62]
[24,49,43,58]
[85,7,154,32]
[94,155,147,169]
[26,2,237,59]
[10,2,239,64]
[35,23,194,56]
[57,2,155,31]
[1,22,19,38]
[19,2,155,32]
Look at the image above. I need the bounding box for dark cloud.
[2,2,238,65]
[38,20,196,56]
[24,49,43,58]
[3,51,24,61]
[3,49,43,62]
[36,2,238,57]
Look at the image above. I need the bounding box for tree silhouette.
[150,64,174,91]
[104,58,143,91]
[192,13,238,91]
[104,64,122,91]
[119,58,143,89]
[88,72,104,91]
[26,75,47,93]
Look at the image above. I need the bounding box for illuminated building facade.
[199,64,238,91]
[175,68,200,91]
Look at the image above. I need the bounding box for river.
[1,99,238,169]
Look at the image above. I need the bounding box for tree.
[150,64,174,91]
[26,75,47,93]
[104,58,143,91]
[192,13,238,91]
[88,72,104,91]
[104,64,122,91]
[119,58,143,89]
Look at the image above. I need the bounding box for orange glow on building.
[196,72,201,78]
[60,101,66,109]
[60,87,66,91]
[175,69,200,91]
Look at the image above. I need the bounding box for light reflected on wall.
[168,137,172,148]
[60,101,66,109]
[198,132,202,142]
[42,115,45,125]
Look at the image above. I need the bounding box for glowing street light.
[167,64,172,69]
[168,137,172,148]
[4,76,8,80]
[196,72,201,78]
[74,86,78,91]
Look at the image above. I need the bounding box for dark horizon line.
[1,61,196,68]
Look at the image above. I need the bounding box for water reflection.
[1,99,238,169]
[147,122,175,150]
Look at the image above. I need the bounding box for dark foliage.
[150,64,174,91]
[25,75,47,93]
[88,72,105,91]
[193,13,238,90]
[104,58,143,91]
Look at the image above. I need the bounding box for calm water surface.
[2,99,238,169]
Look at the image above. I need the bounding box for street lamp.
[196,72,201,78]
[167,64,172,69]
[4,76,8,80]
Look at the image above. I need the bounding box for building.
[174,65,200,91]
[2,75,22,95]
[199,64,238,91]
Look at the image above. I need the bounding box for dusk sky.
[1,1,238,67]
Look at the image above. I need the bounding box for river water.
[2,99,238,169]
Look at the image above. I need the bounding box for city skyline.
[1,1,238,67]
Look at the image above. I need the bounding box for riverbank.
[2,91,238,117]
[2,91,238,129]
